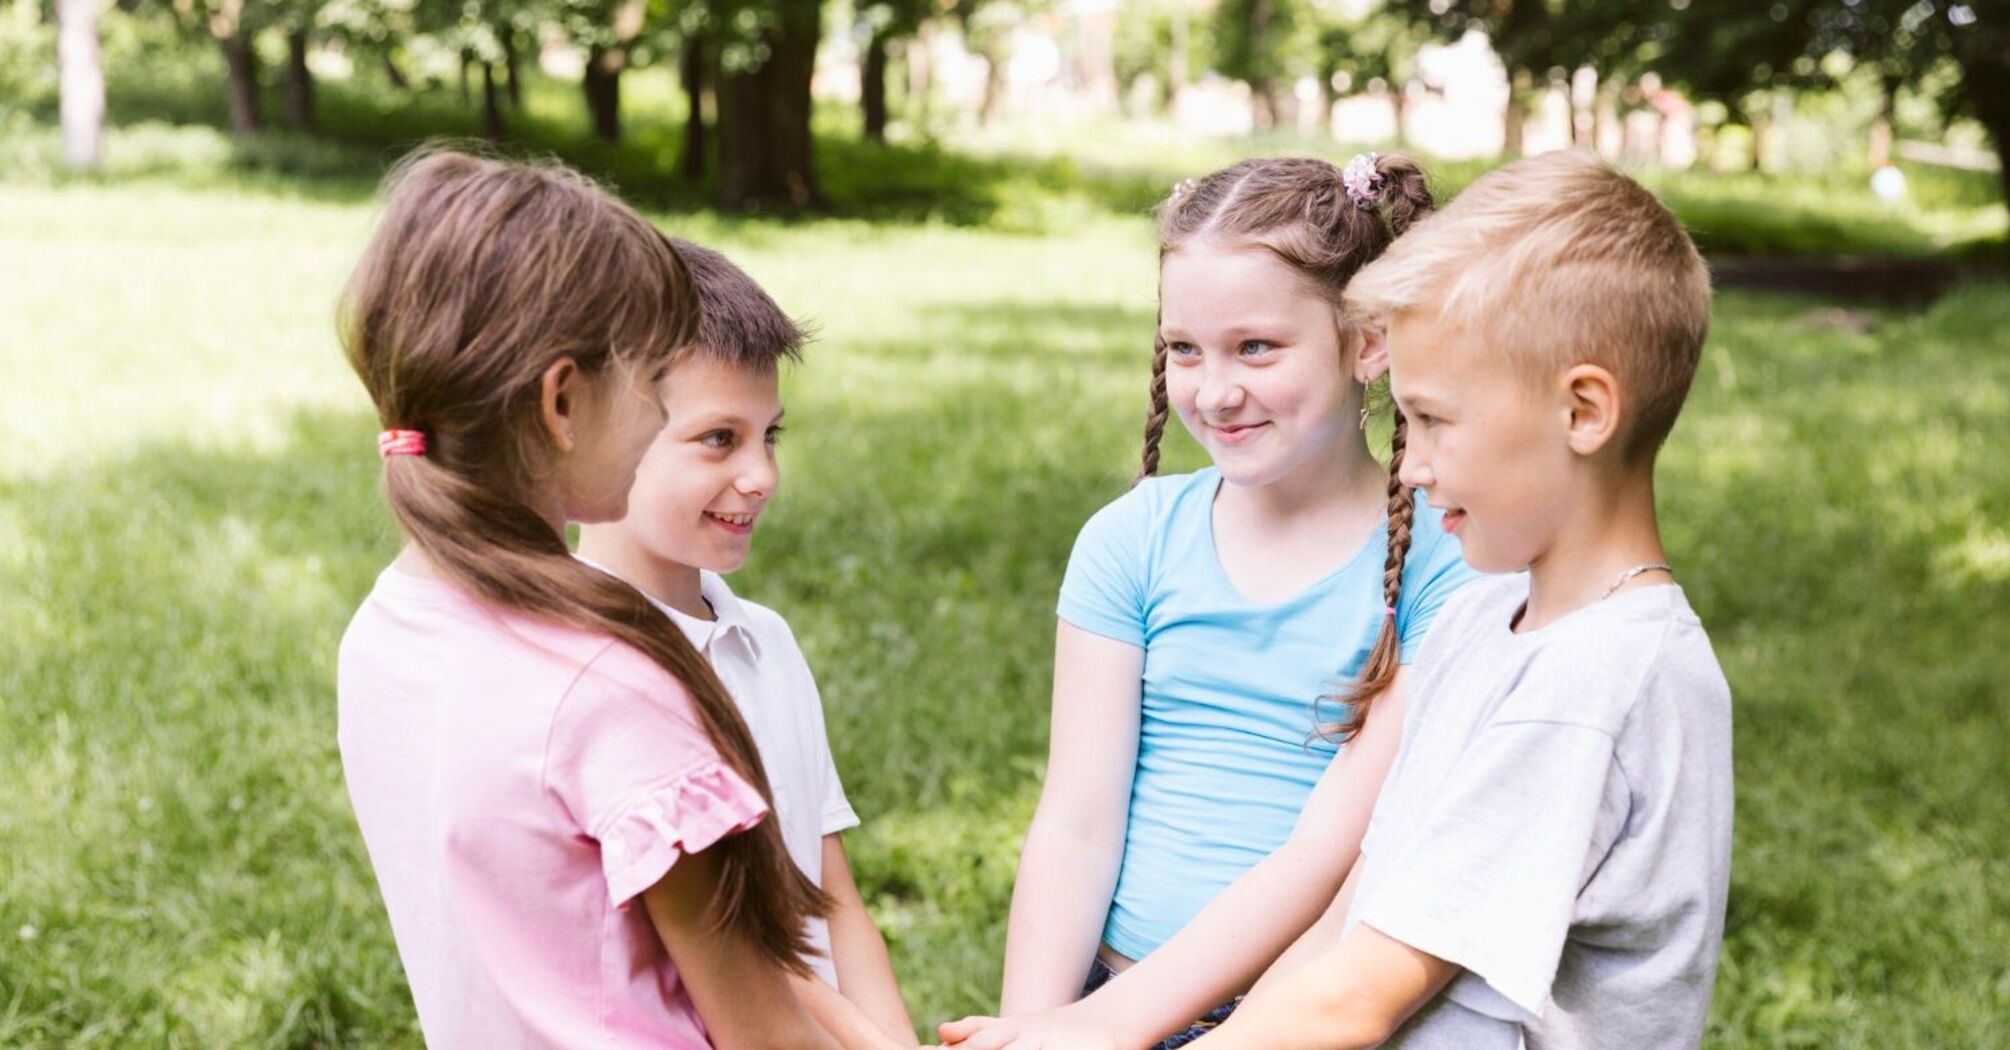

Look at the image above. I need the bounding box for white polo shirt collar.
[574,557,759,658]
[656,572,762,660]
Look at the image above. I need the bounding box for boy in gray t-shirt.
[1203,150,1732,1050]
[1341,574,1732,1047]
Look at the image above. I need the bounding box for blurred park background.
[3,0,2008,1046]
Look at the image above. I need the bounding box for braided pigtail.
[1323,410,1414,742]
[1135,317,1171,484]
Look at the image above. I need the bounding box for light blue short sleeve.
[1396,501,1481,664]
[1055,483,1158,649]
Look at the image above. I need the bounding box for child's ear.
[539,357,583,452]
[1562,363,1622,456]
[1352,323,1390,384]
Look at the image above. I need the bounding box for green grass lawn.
[2,170,2008,1048]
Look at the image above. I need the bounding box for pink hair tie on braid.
[377,428,427,459]
[1384,605,1397,618]
[1342,153,1383,210]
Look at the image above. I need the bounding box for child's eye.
[1166,340,1199,358]
[765,426,784,447]
[1239,340,1275,357]
[700,430,735,449]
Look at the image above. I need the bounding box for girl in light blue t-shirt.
[942,155,1477,1050]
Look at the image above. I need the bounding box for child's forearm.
[822,837,918,1044]
[792,972,912,1050]
[1205,924,1458,1050]
[831,929,916,1044]
[998,818,1126,1014]
[1248,858,1361,998]
[1076,835,1351,1047]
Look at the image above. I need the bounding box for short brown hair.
[1346,150,1711,460]
[669,238,808,371]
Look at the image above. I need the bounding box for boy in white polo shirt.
[578,240,917,1048]
[1200,151,1734,1049]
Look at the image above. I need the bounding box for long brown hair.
[339,148,828,972]
[1140,155,1433,742]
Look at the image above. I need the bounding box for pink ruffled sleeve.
[545,645,770,909]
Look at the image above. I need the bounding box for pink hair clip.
[1342,153,1383,210]
[377,429,427,459]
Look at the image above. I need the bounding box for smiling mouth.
[1211,422,1269,441]
[704,511,756,530]
[1441,509,1466,533]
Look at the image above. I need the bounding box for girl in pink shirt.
[335,150,845,1049]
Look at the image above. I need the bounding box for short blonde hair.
[1345,150,1711,459]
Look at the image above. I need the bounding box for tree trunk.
[908,25,933,129]
[976,38,1005,126]
[1752,93,1784,172]
[285,27,314,129]
[1502,68,1528,157]
[459,48,473,107]
[57,0,104,170]
[1390,82,1408,147]
[1953,49,2010,260]
[861,28,888,142]
[716,0,821,210]
[501,28,522,110]
[382,53,411,90]
[681,31,708,179]
[1248,0,1275,129]
[481,60,506,138]
[1251,78,1277,129]
[220,32,262,134]
[583,44,622,144]
[1571,68,1594,146]
[1593,80,1620,158]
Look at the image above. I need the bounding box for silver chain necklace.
[1601,562,1674,600]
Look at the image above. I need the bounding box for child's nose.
[1397,451,1432,492]
[737,455,778,499]
[1195,365,1244,415]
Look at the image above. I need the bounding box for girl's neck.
[575,532,711,621]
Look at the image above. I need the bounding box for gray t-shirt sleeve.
[1356,711,1620,1021]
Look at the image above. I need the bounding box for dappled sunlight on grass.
[3,178,2008,1046]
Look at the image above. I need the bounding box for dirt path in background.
[1707,255,1980,307]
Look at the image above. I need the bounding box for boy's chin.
[692,540,752,575]
[1449,533,1522,576]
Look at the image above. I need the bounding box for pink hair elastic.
[1384,605,1397,618]
[377,429,427,459]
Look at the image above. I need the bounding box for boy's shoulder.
[1413,576,1727,740]
[1515,584,1728,738]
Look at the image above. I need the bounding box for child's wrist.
[1065,996,1143,1048]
